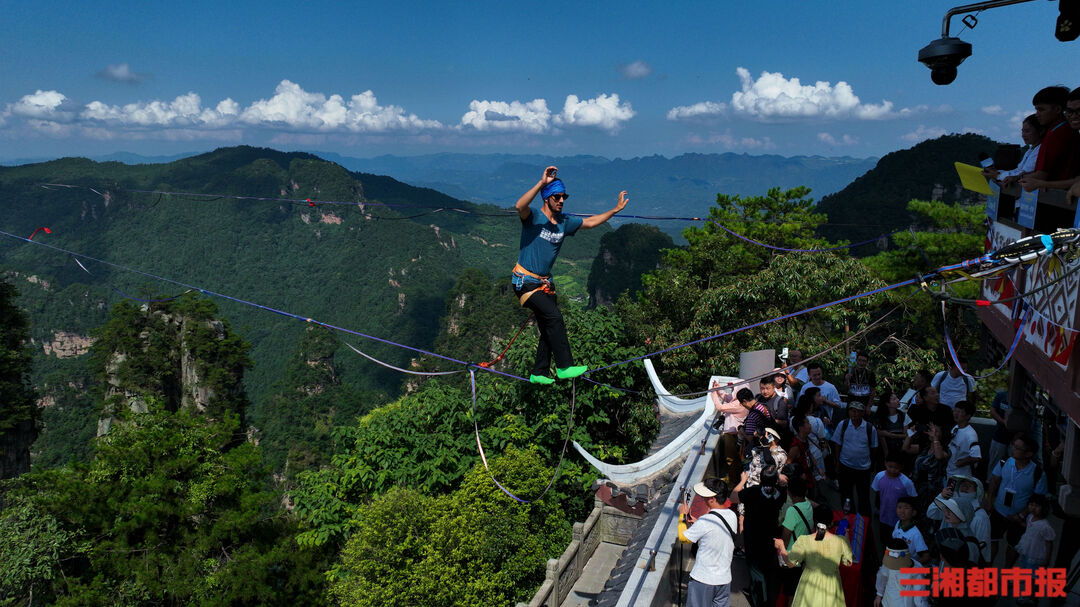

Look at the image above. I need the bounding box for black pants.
[518,289,574,376]
[837,463,873,516]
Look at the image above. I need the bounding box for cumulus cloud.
[817,132,859,146]
[901,125,947,143]
[459,99,551,133]
[730,67,897,120]
[670,67,908,123]
[982,105,1006,116]
[460,94,634,133]
[9,90,76,121]
[81,92,238,127]
[553,94,635,132]
[240,80,441,132]
[1,80,444,141]
[666,101,727,121]
[619,60,652,80]
[97,63,149,84]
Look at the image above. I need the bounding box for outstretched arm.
[517,166,558,220]
[581,190,628,229]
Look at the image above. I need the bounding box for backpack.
[932,371,974,394]
[836,418,875,447]
[935,526,989,567]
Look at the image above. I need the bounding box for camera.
[917,37,972,85]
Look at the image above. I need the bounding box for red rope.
[477,314,533,368]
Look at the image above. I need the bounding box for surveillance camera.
[917,37,972,85]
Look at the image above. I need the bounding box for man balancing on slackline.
[512,165,628,385]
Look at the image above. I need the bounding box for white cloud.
[982,105,1005,116]
[817,132,859,146]
[901,125,947,143]
[1,80,442,139]
[240,81,440,132]
[666,101,727,120]
[731,67,897,121]
[459,99,551,133]
[619,60,652,80]
[9,90,75,121]
[81,92,223,127]
[553,94,635,132]
[97,63,148,84]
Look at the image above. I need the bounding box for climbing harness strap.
[513,263,555,305]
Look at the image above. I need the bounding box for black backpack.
[935,526,989,567]
[836,418,875,446]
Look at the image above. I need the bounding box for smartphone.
[780,347,789,361]
[1004,490,1015,508]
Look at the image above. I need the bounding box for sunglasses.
[550,194,568,202]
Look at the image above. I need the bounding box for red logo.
[899,567,1066,598]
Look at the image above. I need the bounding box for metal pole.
[940,0,1038,37]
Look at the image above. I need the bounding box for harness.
[512,263,555,305]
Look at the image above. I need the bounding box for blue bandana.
[540,179,567,201]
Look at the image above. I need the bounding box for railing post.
[546,558,559,607]
[572,521,585,578]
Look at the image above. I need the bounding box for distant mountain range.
[317,152,879,238]
[6,150,879,240]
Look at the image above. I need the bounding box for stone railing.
[517,502,604,607]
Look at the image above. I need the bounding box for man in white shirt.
[831,401,879,516]
[678,478,737,607]
[931,360,975,408]
[798,362,843,423]
[944,401,981,479]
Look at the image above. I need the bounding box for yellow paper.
[955,162,993,195]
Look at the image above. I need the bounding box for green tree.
[0,403,328,607]
[638,187,834,331]
[329,447,571,607]
[89,295,251,423]
[0,278,36,479]
[862,199,986,359]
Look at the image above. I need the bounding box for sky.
[1,0,1076,163]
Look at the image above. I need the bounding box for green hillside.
[0,146,607,466]
[815,133,999,251]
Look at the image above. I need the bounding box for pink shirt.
[712,387,749,434]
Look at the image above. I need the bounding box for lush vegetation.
[0,280,35,435]
[0,403,329,607]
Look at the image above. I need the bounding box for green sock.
[555,365,588,379]
[529,374,555,385]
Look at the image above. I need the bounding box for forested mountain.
[815,133,1000,251]
[0,146,607,468]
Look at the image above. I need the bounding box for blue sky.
[1,0,1075,162]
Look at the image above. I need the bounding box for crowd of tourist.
[981,85,1080,216]
[677,347,1064,607]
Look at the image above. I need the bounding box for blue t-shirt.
[516,208,583,277]
[992,458,1047,516]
